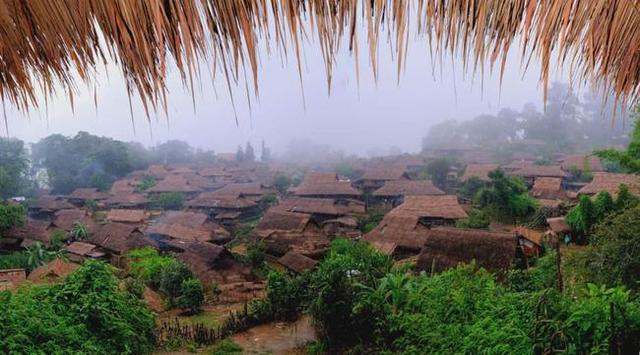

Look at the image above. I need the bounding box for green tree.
[595,105,640,173]
[159,261,195,303]
[568,204,640,291]
[455,209,490,229]
[459,176,486,199]
[0,138,30,198]
[244,141,255,162]
[566,195,595,238]
[475,169,537,220]
[0,203,25,235]
[246,241,266,268]
[273,173,292,194]
[153,192,184,210]
[426,157,452,188]
[176,278,204,314]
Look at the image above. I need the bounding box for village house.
[106,209,147,224]
[560,154,606,172]
[293,173,361,199]
[145,210,231,245]
[210,182,276,202]
[545,217,572,245]
[4,218,55,249]
[198,166,232,181]
[110,179,138,194]
[52,208,95,232]
[578,172,640,196]
[186,192,258,225]
[277,250,318,273]
[0,268,26,291]
[508,164,567,185]
[416,227,519,274]
[253,209,329,258]
[354,166,409,192]
[371,180,445,208]
[167,240,256,291]
[64,241,106,263]
[530,177,567,207]
[67,188,110,206]
[88,223,153,267]
[27,259,79,284]
[275,197,365,237]
[146,174,202,197]
[363,195,468,258]
[461,164,499,182]
[146,164,170,179]
[103,192,150,209]
[28,195,74,219]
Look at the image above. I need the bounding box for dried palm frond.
[0,0,638,114]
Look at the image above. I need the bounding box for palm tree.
[70,222,89,241]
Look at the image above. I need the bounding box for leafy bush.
[176,278,204,314]
[0,260,155,354]
[455,209,490,229]
[210,339,243,354]
[246,240,266,268]
[159,260,196,303]
[475,169,537,220]
[357,210,385,233]
[128,247,176,286]
[70,222,90,241]
[135,176,157,192]
[567,204,640,291]
[153,192,184,210]
[273,173,291,195]
[459,176,485,199]
[0,203,24,233]
[260,192,277,206]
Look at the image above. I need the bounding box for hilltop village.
[1,134,640,353]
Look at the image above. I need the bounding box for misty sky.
[5,27,569,157]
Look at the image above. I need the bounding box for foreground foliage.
[0,261,155,354]
[251,238,640,354]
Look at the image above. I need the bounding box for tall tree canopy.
[0,138,30,198]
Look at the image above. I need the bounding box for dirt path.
[230,315,317,354]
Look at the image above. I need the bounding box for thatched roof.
[561,154,606,172]
[301,172,338,184]
[53,209,93,231]
[394,195,468,220]
[198,167,231,178]
[416,227,517,273]
[29,195,74,212]
[27,259,79,284]
[294,181,360,198]
[509,165,567,179]
[103,193,149,207]
[461,164,499,182]
[364,213,429,251]
[360,166,407,181]
[145,223,213,243]
[147,175,201,193]
[546,217,571,234]
[106,209,146,224]
[0,268,26,291]
[372,180,444,197]
[211,182,275,197]
[68,188,109,201]
[1,1,639,113]
[88,223,151,254]
[277,251,318,273]
[110,180,137,195]
[4,218,53,245]
[156,211,209,227]
[255,210,312,234]
[64,241,97,256]
[276,197,365,216]
[530,177,565,200]
[578,172,640,196]
[186,192,257,209]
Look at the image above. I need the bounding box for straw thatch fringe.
[1,0,639,113]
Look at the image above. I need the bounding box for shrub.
[260,192,277,206]
[0,260,155,354]
[153,192,184,210]
[459,176,485,199]
[124,277,145,299]
[135,176,156,192]
[70,222,90,241]
[127,247,175,286]
[455,209,490,229]
[176,278,204,314]
[210,339,243,354]
[273,173,291,195]
[246,241,266,268]
[159,261,195,303]
[0,203,24,233]
[475,169,536,220]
